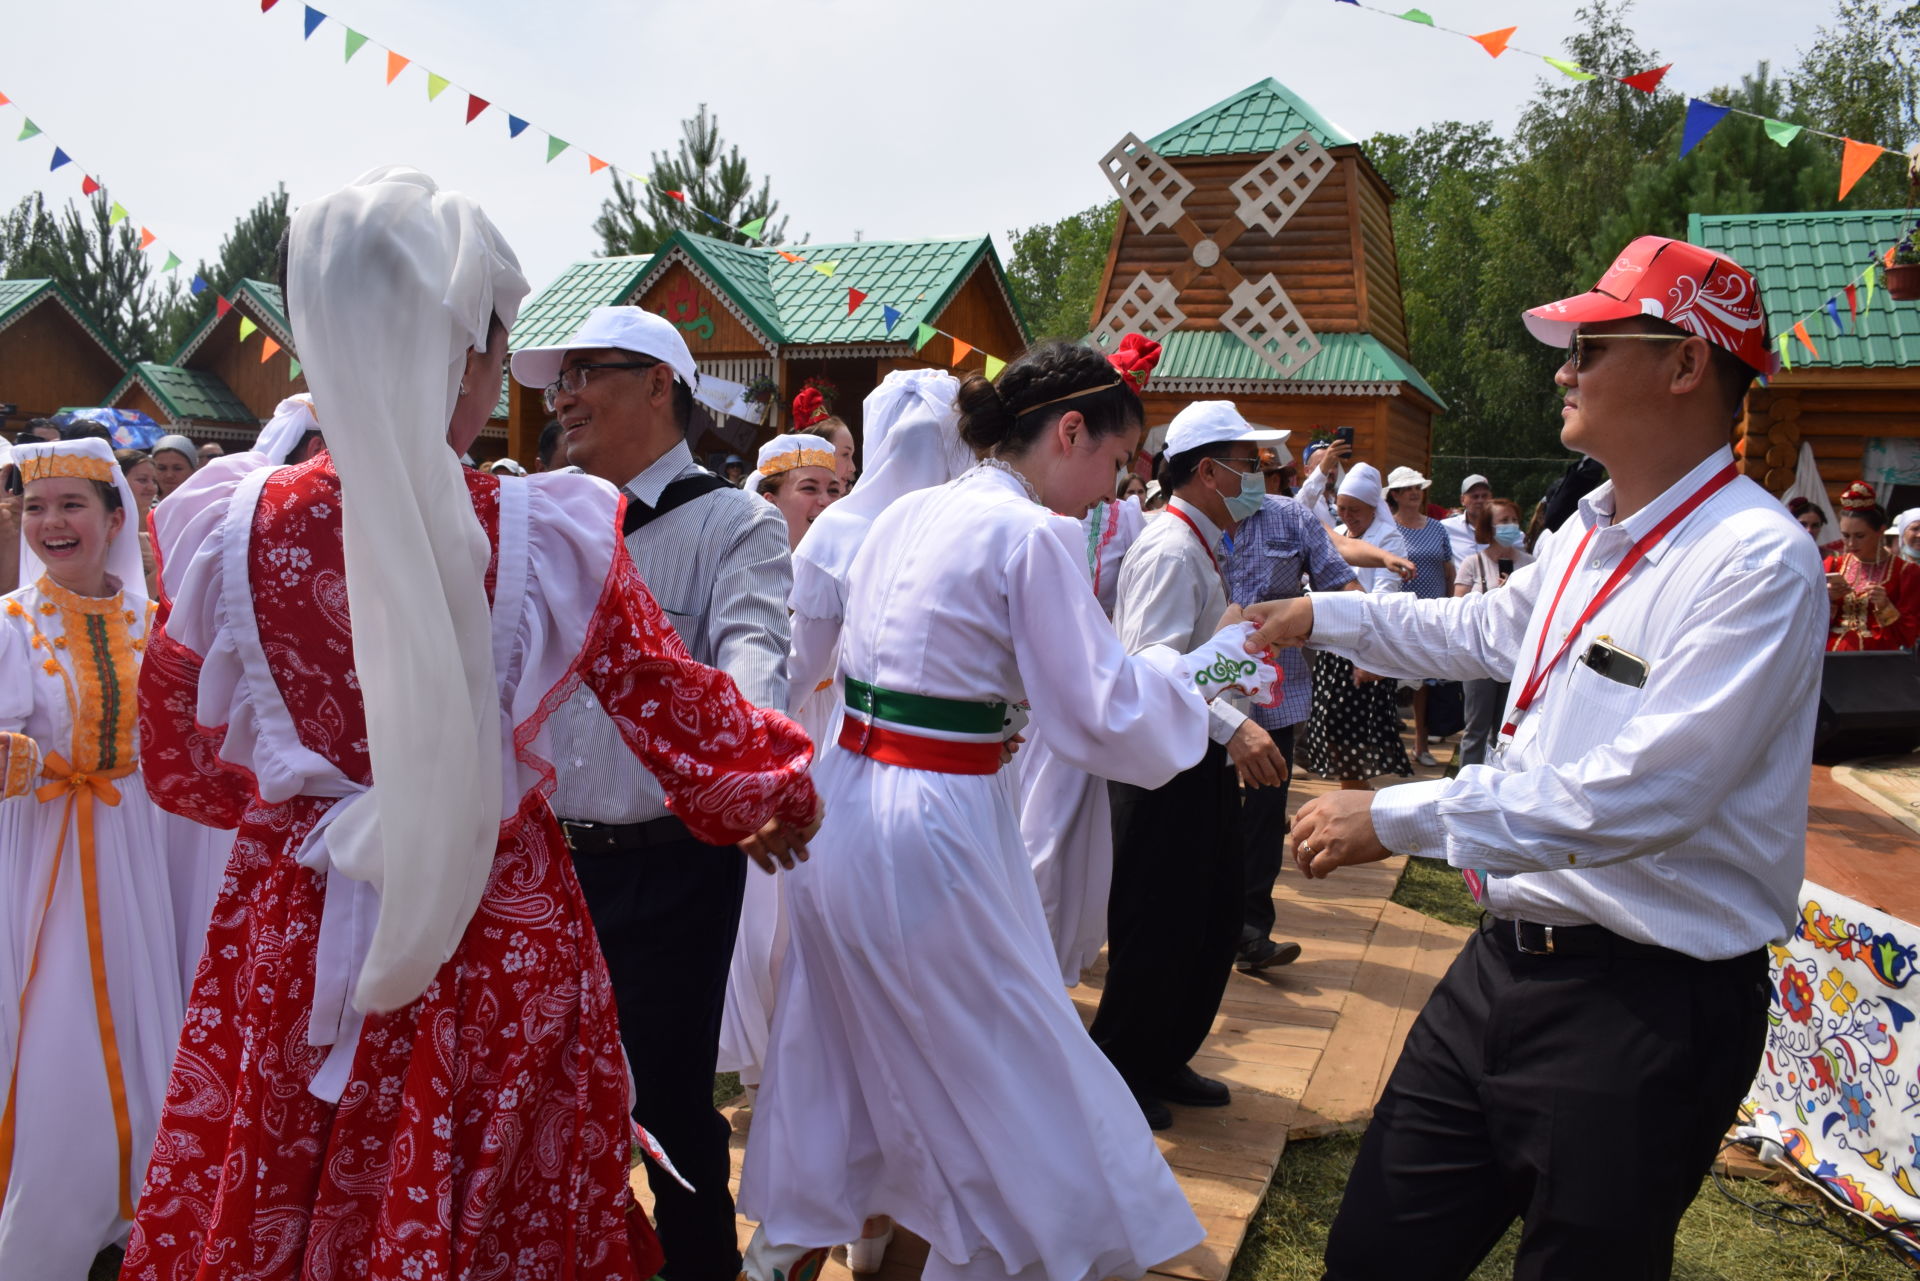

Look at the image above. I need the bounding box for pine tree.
[157,184,292,357]
[593,106,790,255]
[0,190,169,361]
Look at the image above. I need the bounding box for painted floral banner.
[1745,882,1920,1250]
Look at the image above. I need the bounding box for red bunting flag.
[261,0,279,9]
[81,176,99,196]
[587,155,609,174]
[847,287,867,316]
[951,338,974,365]
[1792,320,1819,360]
[464,94,488,124]
[1839,139,1884,200]
[1618,63,1671,93]
[385,51,409,84]
[216,296,233,318]
[138,227,156,250]
[1470,26,1516,57]
[665,190,687,202]
[1846,283,1859,320]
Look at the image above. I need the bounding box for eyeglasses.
[544,359,661,410]
[1564,332,1695,373]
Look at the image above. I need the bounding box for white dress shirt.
[1309,447,1825,960]
[549,440,794,824]
[1439,512,1484,565]
[1113,496,1249,745]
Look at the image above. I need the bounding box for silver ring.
[1299,844,1312,857]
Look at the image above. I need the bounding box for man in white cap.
[1092,400,1289,1130]
[511,305,794,1281]
[1441,473,1493,565]
[1245,235,1822,1278]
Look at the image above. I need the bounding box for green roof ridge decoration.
[111,362,256,424]
[1689,208,1920,371]
[0,277,132,370]
[1147,78,1357,158]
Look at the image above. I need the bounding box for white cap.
[1386,465,1431,491]
[1460,473,1491,495]
[510,305,699,392]
[745,433,837,494]
[1163,400,1286,459]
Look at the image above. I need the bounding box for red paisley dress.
[122,457,817,1281]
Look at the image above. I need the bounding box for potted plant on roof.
[1888,236,1920,301]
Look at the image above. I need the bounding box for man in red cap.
[1242,236,1825,1278]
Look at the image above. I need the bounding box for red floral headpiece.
[792,386,830,431]
[1108,333,1162,391]
[1839,481,1879,513]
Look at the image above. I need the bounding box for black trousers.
[570,830,748,1281]
[1238,724,1297,946]
[1091,740,1243,1084]
[1323,921,1771,1281]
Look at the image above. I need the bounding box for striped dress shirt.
[1308,447,1825,960]
[1222,495,1356,730]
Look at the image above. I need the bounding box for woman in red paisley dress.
[122,167,819,1281]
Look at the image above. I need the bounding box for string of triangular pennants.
[1333,0,1907,202]
[218,298,305,382]
[0,87,213,294]
[257,1,1015,383]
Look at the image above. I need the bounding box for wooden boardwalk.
[641,756,1471,1280]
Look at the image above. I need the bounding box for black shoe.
[1237,938,1303,972]
[1129,1083,1173,1130]
[1146,1065,1231,1108]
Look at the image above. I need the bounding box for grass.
[1229,1132,1916,1280]
[1390,853,1484,930]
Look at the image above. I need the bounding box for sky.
[0,0,1843,299]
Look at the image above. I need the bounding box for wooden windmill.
[1085,80,1443,474]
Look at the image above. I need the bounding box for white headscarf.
[11,438,144,597]
[287,165,529,1015]
[254,393,320,465]
[1337,461,1392,532]
[1895,507,1920,540]
[743,433,836,496]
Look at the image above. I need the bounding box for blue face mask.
[1493,523,1525,547]
[1214,460,1266,523]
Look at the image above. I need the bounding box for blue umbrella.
[52,407,165,450]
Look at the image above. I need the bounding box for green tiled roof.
[0,278,129,366]
[1145,329,1444,406]
[508,255,654,351]
[1147,79,1356,158]
[1689,209,1920,370]
[118,363,256,424]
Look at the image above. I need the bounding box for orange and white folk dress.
[0,576,228,1275]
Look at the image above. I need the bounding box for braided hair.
[955,341,1143,456]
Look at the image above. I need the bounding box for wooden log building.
[1086,78,1442,467]
[0,279,128,430]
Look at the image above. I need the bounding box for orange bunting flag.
[587,155,609,174]
[385,51,409,84]
[138,228,156,250]
[1838,139,1884,200]
[951,338,974,366]
[779,251,802,264]
[0,93,9,107]
[1792,320,1819,360]
[847,288,867,316]
[1470,26,1516,57]
[261,337,282,363]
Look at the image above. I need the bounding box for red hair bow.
[1109,333,1162,390]
[791,386,829,431]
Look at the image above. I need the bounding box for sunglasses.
[1564,332,1695,372]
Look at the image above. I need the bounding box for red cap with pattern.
[1523,235,1776,375]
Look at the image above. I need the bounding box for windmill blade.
[1233,131,1335,237]
[1222,274,1323,378]
[1099,133,1195,235]
[1091,271,1188,351]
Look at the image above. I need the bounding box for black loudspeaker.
[1815,651,1920,756]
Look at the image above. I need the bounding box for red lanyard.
[1500,462,1737,740]
[1167,506,1218,572]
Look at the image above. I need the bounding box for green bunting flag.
[1762,119,1803,148]
[984,355,1007,380]
[108,202,129,226]
[1398,9,1433,24]
[812,260,838,278]
[344,28,368,61]
[1543,57,1598,81]
[914,322,937,352]
[1777,333,1791,372]
[238,316,258,341]
[162,252,182,272]
[739,216,766,241]
[16,119,40,141]
[288,358,303,381]
[426,72,450,100]
[546,136,569,163]
[1864,264,1876,309]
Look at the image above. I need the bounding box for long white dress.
[739,465,1210,1281]
[0,576,228,1274]
[1016,495,1150,984]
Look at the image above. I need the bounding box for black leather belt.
[1484,915,1685,962]
[557,814,692,854]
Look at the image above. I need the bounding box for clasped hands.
[739,794,824,875]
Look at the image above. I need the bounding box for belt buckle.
[1514,920,1555,955]
[559,819,592,851]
